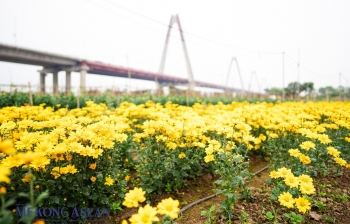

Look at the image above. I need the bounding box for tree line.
[265,82,350,100]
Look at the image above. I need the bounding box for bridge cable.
[95,0,282,55]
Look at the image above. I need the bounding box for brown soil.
[111,155,350,224]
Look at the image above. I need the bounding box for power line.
[97,0,282,55]
[103,0,167,27]
[84,0,167,36]
[83,0,226,55]
[85,0,280,60]
[84,0,342,90]
[284,53,331,79]
[341,73,350,86]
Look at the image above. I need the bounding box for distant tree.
[318,86,339,98]
[285,82,301,99]
[345,87,350,98]
[299,82,314,99]
[266,87,283,96]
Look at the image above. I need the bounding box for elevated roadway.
[0,43,241,94]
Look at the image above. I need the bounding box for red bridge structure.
[0,15,244,95]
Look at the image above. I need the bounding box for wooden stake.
[28,82,33,106]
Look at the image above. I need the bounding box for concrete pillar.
[80,68,87,94]
[53,71,58,95]
[155,78,162,95]
[66,71,71,95]
[40,73,46,94]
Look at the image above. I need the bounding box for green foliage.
[135,136,205,194]
[263,201,279,224]
[0,92,29,108]
[109,202,122,213]
[239,208,250,223]
[264,211,274,221]
[212,146,251,220]
[0,92,278,109]
[324,216,335,223]
[314,200,326,212]
[0,195,15,224]
[5,141,129,222]
[9,170,49,224]
[201,205,216,224]
[283,212,303,224]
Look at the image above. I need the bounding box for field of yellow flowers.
[0,100,350,223]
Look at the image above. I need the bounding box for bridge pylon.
[225,57,245,97]
[158,15,195,91]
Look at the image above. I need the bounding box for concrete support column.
[80,70,86,94]
[80,64,89,94]
[66,71,71,95]
[53,71,58,95]
[40,73,46,94]
[155,78,162,95]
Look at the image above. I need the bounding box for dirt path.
[112,155,350,224]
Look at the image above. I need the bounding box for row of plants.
[0,100,349,223]
[0,92,278,109]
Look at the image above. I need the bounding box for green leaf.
[18,192,29,198]
[66,200,78,207]
[225,192,234,199]
[214,179,224,185]
[0,212,14,224]
[34,191,49,205]
[4,199,16,208]
[209,205,216,212]
[145,188,153,193]
[49,196,59,204]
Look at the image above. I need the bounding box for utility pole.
[297,48,300,100]
[282,52,285,102]
[339,73,341,101]
[127,55,131,94]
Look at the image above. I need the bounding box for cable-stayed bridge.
[0,15,244,95]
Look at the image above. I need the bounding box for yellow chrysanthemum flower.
[297,174,313,184]
[295,197,311,213]
[66,165,78,174]
[317,134,332,144]
[327,146,340,157]
[29,155,50,171]
[104,176,114,186]
[284,174,300,188]
[278,192,295,208]
[276,167,292,178]
[0,165,11,183]
[334,157,347,167]
[299,141,315,151]
[0,139,16,155]
[129,204,159,224]
[269,170,281,179]
[89,163,97,170]
[0,186,7,194]
[178,152,186,159]
[299,182,316,195]
[156,197,180,219]
[204,154,215,163]
[288,148,301,158]
[22,174,32,183]
[122,187,146,208]
[299,154,311,165]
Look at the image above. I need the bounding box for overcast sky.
[1,0,350,93]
